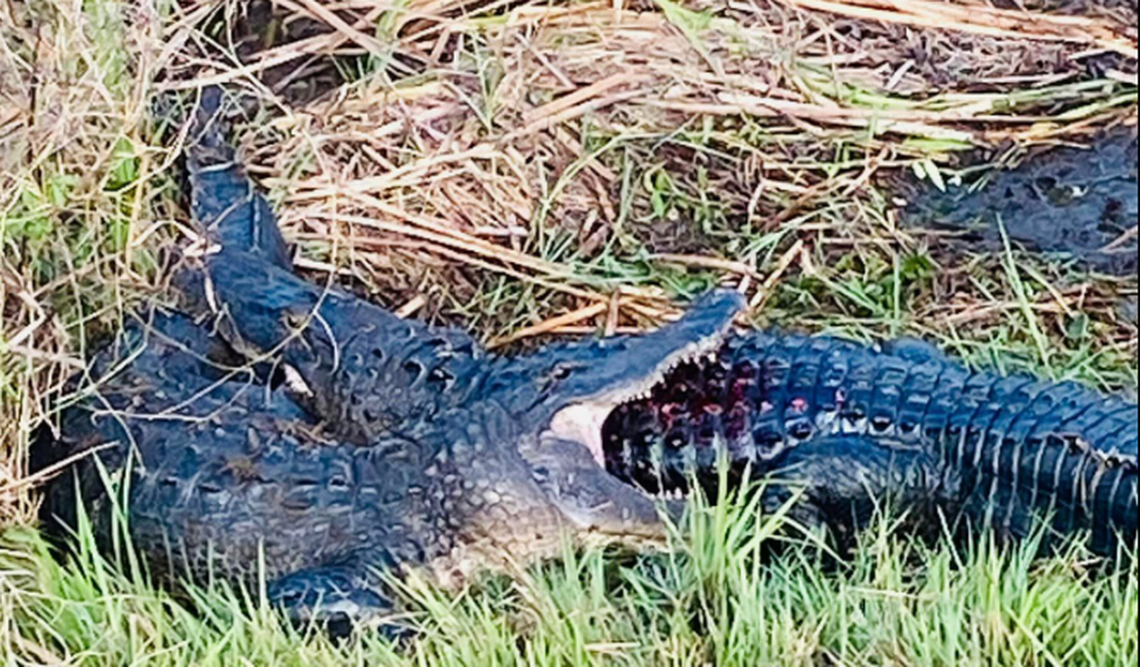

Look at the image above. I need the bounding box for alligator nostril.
[403,360,423,377]
[372,348,385,361]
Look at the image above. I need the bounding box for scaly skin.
[36,87,749,636]
[32,87,1137,643]
[178,87,487,441]
[603,331,1139,557]
[35,290,744,639]
[33,310,586,639]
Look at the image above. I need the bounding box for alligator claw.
[187,85,294,271]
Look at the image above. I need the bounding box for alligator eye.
[550,364,573,381]
[372,348,385,361]
[788,420,813,440]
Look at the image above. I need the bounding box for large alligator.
[602,332,1138,557]
[32,88,1138,639]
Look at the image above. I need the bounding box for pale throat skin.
[543,334,734,469]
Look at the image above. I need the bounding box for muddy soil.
[898,128,1138,277]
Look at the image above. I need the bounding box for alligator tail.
[185,86,294,271]
[951,378,1138,559]
[605,332,1139,559]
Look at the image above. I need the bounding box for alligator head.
[175,242,747,559]
[477,289,746,548]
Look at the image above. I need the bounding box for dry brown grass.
[1,0,1137,527]
[2,0,168,526]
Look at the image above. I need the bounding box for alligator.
[32,88,1139,639]
[899,127,1138,277]
[32,299,740,640]
[601,332,1139,557]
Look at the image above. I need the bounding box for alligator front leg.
[173,250,485,444]
[267,562,411,641]
[749,435,948,552]
[185,86,294,272]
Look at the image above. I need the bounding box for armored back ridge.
[31,87,1139,641]
[603,332,1138,556]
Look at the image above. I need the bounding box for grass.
[2,481,1137,665]
[1,0,1137,664]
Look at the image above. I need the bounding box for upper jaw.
[526,290,747,540]
[537,289,745,464]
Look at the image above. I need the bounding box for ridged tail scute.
[186,86,294,271]
[603,331,1139,559]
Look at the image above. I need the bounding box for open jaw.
[540,308,755,508]
[547,337,726,467]
[545,343,751,503]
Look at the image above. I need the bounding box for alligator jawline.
[546,335,726,483]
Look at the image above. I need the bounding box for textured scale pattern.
[603,331,1139,556]
[178,87,489,444]
[34,311,576,637]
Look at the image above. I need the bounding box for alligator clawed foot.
[267,565,411,643]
